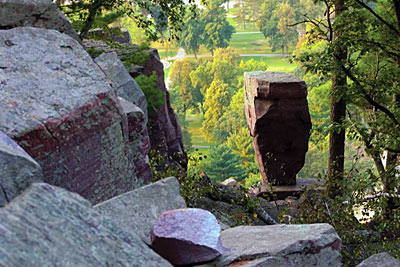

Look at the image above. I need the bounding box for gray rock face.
[150,208,226,265]
[118,97,152,183]
[356,252,400,267]
[0,27,142,204]
[94,177,186,245]
[244,71,312,185]
[0,183,172,267]
[0,131,43,206]
[0,0,80,41]
[95,52,147,118]
[205,223,341,267]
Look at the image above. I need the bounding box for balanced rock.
[203,223,341,267]
[356,252,400,267]
[0,0,80,41]
[0,183,172,267]
[0,131,43,206]
[150,208,226,265]
[95,177,186,244]
[244,71,312,185]
[0,27,142,204]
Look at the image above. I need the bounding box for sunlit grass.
[241,56,296,73]
[186,112,213,155]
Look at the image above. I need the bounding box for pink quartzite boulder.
[0,131,43,206]
[244,71,312,185]
[0,0,80,41]
[150,208,226,265]
[0,27,143,204]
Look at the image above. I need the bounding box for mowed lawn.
[230,32,295,55]
[186,113,213,154]
[241,56,296,73]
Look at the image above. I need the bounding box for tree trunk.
[79,0,104,40]
[327,0,347,199]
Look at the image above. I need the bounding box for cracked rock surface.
[0,27,141,204]
[200,223,341,267]
[0,183,172,267]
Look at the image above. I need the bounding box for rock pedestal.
[244,71,311,185]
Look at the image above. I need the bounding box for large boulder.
[356,252,400,267]
[150,208,226,265]
[0,27,143,204]
[0,131,43,206]
[201,223,341,267]
[0,183,172,267]
[0,0,80,41]
[244,71,312,185]
[94,177,186,244]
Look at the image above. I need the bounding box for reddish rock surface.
[134,49,187,169]
[0,27,143,204]
[150,208,226,265]
[244,71,311,185]
[83,39,187,169]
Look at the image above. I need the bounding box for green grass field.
[150,41,179,58]
[186,113,213,154]
[241,56,296,73]
[229,33,295,54]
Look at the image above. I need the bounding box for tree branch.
[354,0,400,37]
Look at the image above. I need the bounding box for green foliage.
[121,42,150,67]
[135,71,165,115]
[202,144,247,182]
[169,58,201,114]
[57,0,195,41]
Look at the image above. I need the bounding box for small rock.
[220,178,240,187]
[356,252,400,267]
[151,208,226,265]
[0,131,43,206]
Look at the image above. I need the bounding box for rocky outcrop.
[201,223,342,267]
[138,48,187,169]
[94,52,151,182]
[0,27,144,204]
[118,97,152,183]
[83,39,187,169]
[0,131,43,206]
[151,208,226,265]
[94,177,186,245]
[0,183,172,267]
[356,252,400,267]
[94,52,147,117]
[0,0,80,41]
[244,71,312,185]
